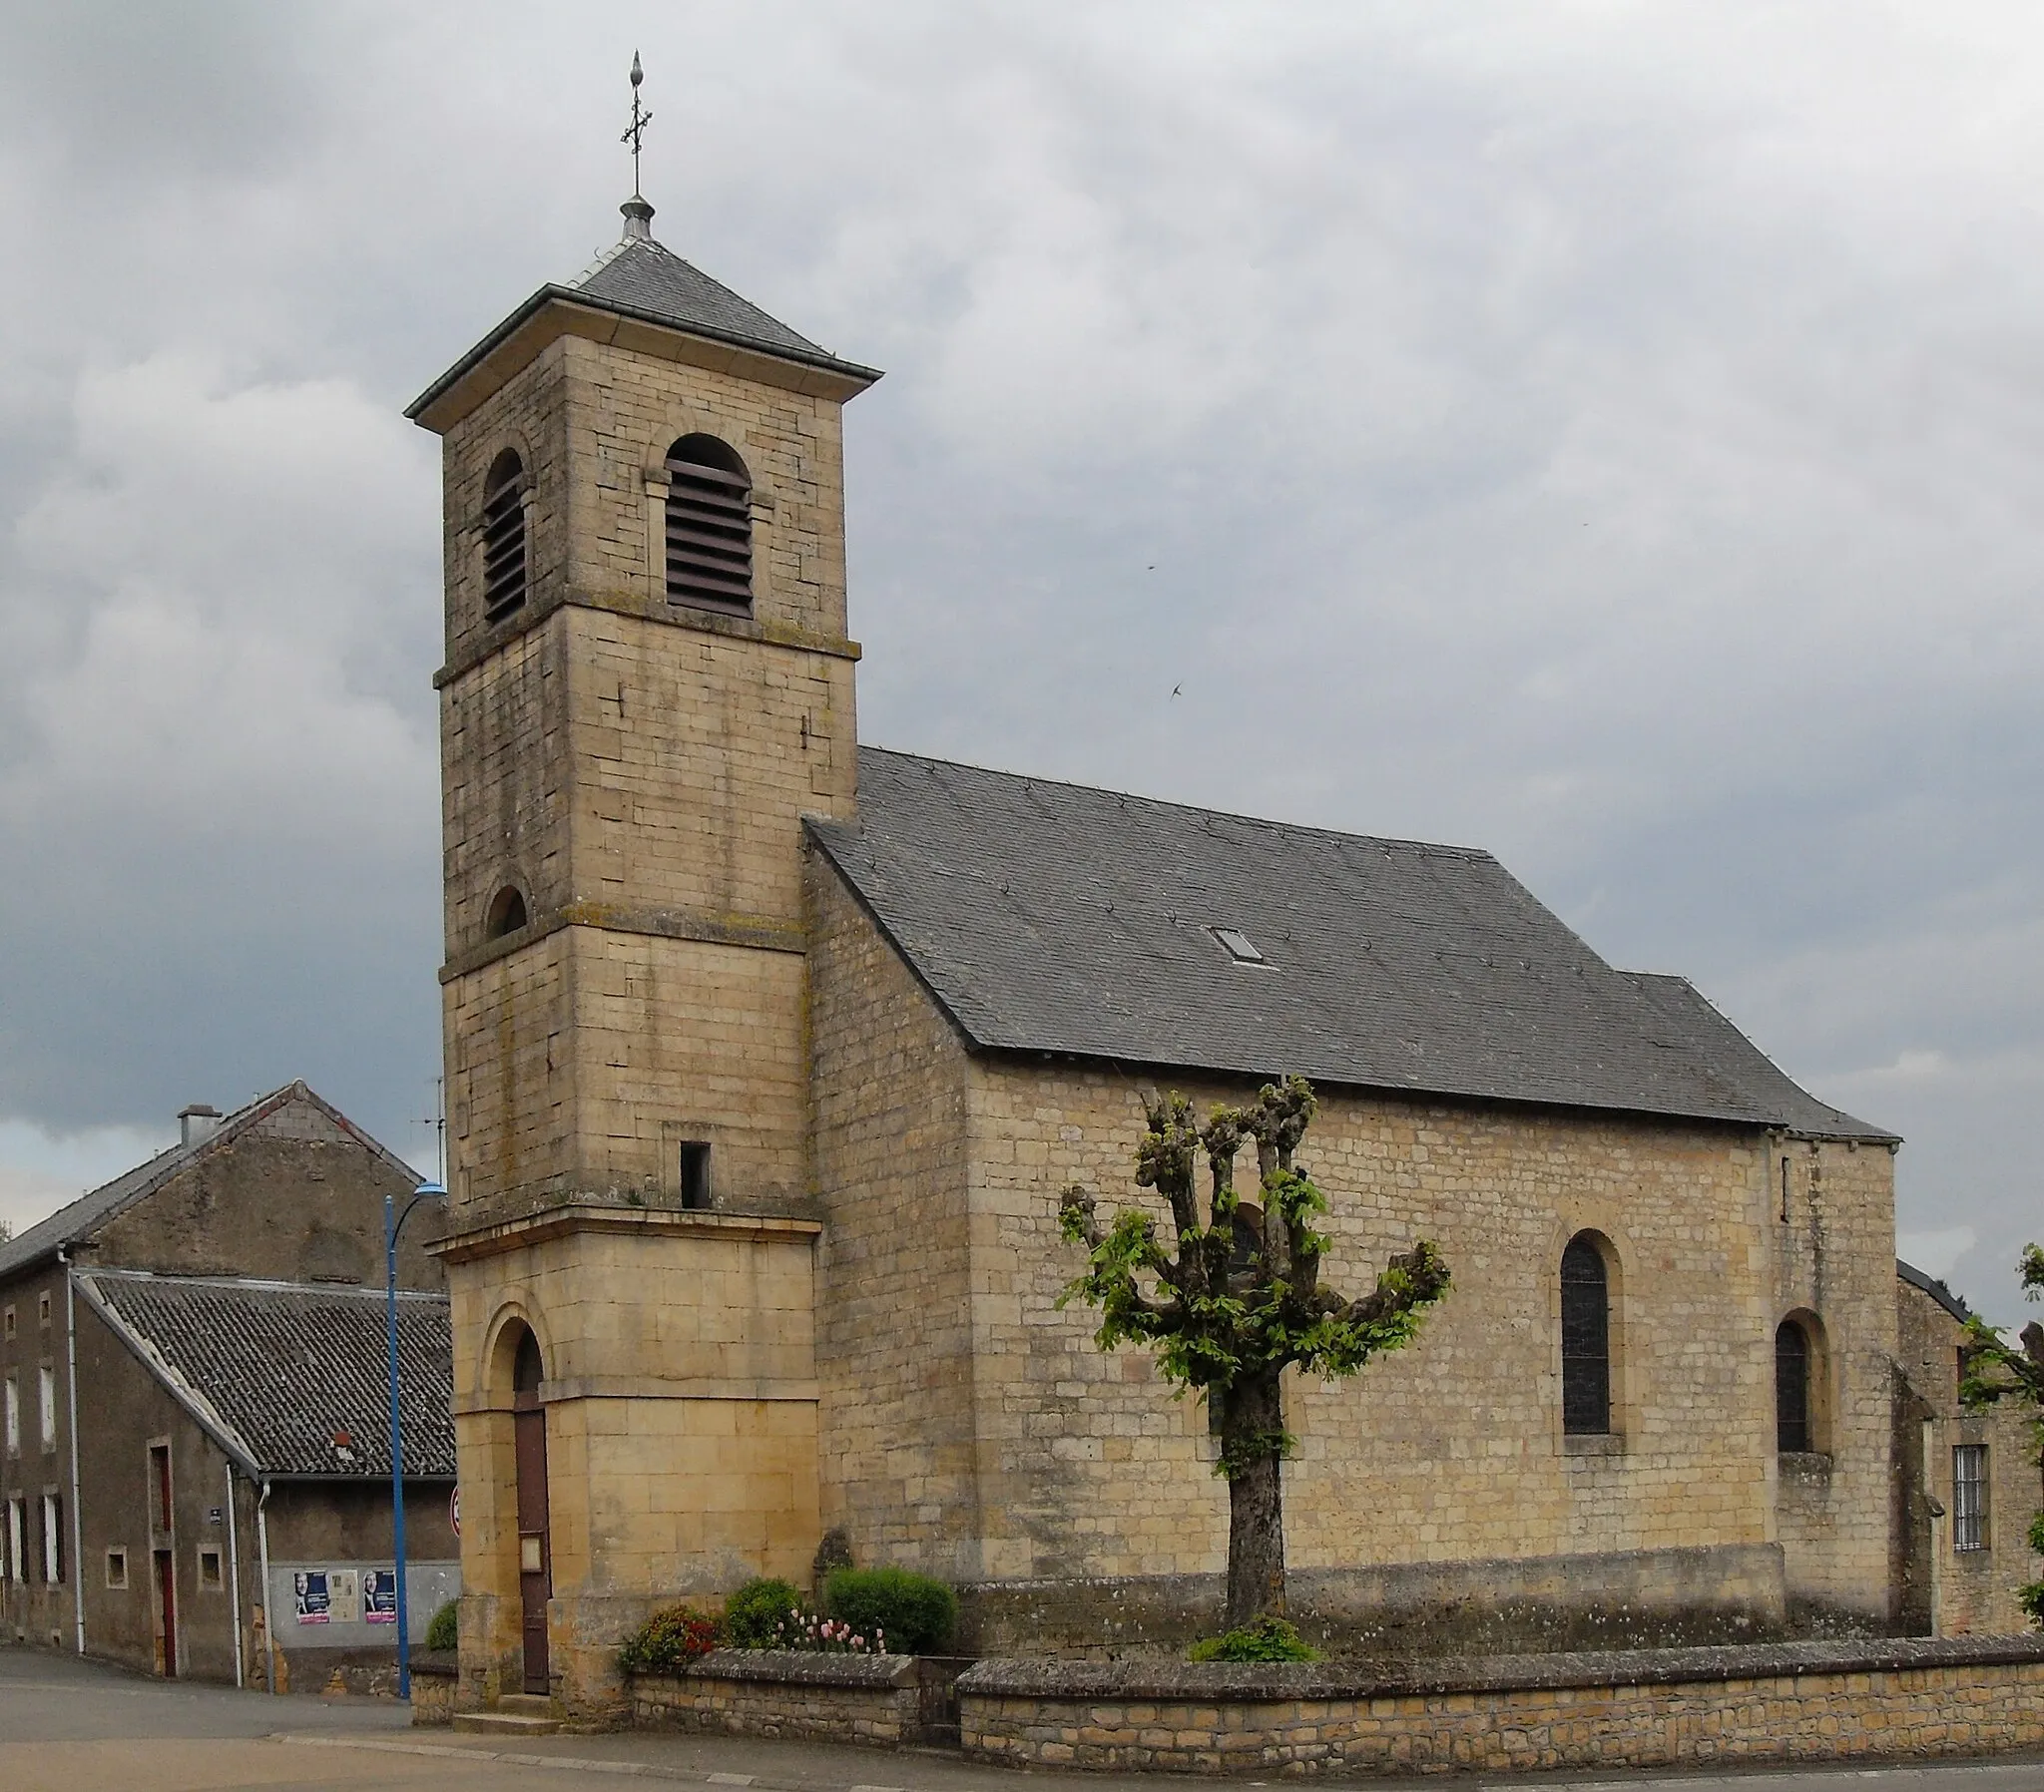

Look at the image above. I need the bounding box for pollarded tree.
[1058,1075,1450,1629]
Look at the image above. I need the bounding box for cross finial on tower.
[622,52,654,201]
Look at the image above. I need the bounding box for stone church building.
[410,192,1967,1712]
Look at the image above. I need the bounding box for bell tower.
[412,200,879,1223]
[409,86,879,1707]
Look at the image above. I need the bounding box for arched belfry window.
[1561,1233,1612,1436]
[481,449,528,625]
[485,885,529,940]
[664,434,753,612]
[1776,1317,1813,1453]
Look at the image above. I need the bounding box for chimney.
[178,1104,222,1148]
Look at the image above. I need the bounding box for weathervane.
[622,51,654,199]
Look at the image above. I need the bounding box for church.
[410,178,1932,1714]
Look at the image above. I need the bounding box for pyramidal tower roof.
[408,195,880,429]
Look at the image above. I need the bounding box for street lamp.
[386,1177,446,1701]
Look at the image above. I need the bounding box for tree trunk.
[1221,1370,1286,1628]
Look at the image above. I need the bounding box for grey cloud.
[0,2,2039,1319]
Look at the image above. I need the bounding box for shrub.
[1187,1615,1319,1662]
[823,1567,957,1654]
[618,1604,719,1675]
[721,1576,804,1648]
[424,1599,458,1652]
[2020,1581,2044,1629]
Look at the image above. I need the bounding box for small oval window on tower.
[664,434,753,612]
[481,449,528,625]
[485,885,529,940]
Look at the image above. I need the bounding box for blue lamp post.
[386,1178,446,1701]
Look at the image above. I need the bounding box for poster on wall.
[327,1568,362,1624]
[294,1570,330,1624]
[364,1569,397,1624]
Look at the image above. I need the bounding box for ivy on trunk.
[1058,1076,1450,1628]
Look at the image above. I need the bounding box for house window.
[3,1304,13,1339]
[38,1365,55,1451]
[4,1375,17,1457]
[41,1492,62,1583]
[480,449,528,625]
[106,1548,128,1590]
[1953,1444,1989,1552]
[1776,1318,1812,1453]
[38,1292,50,1328]
[198,1549,223,1591]
[1560,1233,1611,1436]
[5,1497,22,1582]
[680,1140,712,1210]
[664,434,754,612]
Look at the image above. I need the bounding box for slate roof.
[0,1081,414,1283]
[406,211,880,422]
[808,748,1894,1142]
[78,1270,454,1480]
[1897,1258,1972,1324]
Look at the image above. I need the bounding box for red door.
[155,1551,177,1677]
[513,1396,550,1695]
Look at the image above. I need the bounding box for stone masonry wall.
[953,1057,1894,1623]
[631,1650,920,1745]
[442,1212,820,1710]
[806,851,979,1573]
[1768,1135,1898,1620]
[959,1636,2044,1775]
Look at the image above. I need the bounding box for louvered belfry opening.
[664,434,753,612]
[1560,1233,1612,1435]
[481,449,527,624]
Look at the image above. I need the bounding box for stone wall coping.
[408,1651,458,1679]
[640,1648,919,1690]
[956,1633,2044,1703]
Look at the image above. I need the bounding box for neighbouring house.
[1892,1260,2043,1637]
[407,177,2029,1717]
[0,1081,452,1686]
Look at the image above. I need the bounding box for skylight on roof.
[1212,926,1268,966]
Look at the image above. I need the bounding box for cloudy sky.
[0,3,2038,1315]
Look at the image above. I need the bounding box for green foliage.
[823,1567,958,1654]
[618,1604,719,1675]
[2021,1582,2044,1630]
[721,1576,804,1647]
[1057,1076,1451,1442]
[424,1598,458,1652]
[1188,1615,1320,1662]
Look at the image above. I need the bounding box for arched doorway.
[508,1323,551,1694]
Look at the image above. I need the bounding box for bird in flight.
[1171,683,1183,698]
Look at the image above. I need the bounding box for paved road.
[12,1644,2044,1792]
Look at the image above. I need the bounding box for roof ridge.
[81,1267,448,1302]
[852,744,1495,861]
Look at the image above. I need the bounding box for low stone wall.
[631,1650,921,1745]
[956,1543,1794,1659]
[958,1634,2044,1775]
[409,1654,458,1726]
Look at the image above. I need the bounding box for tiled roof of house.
[78,1270,454,1480]
[808,747,1893,1142]
[0,1081,414,1282]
